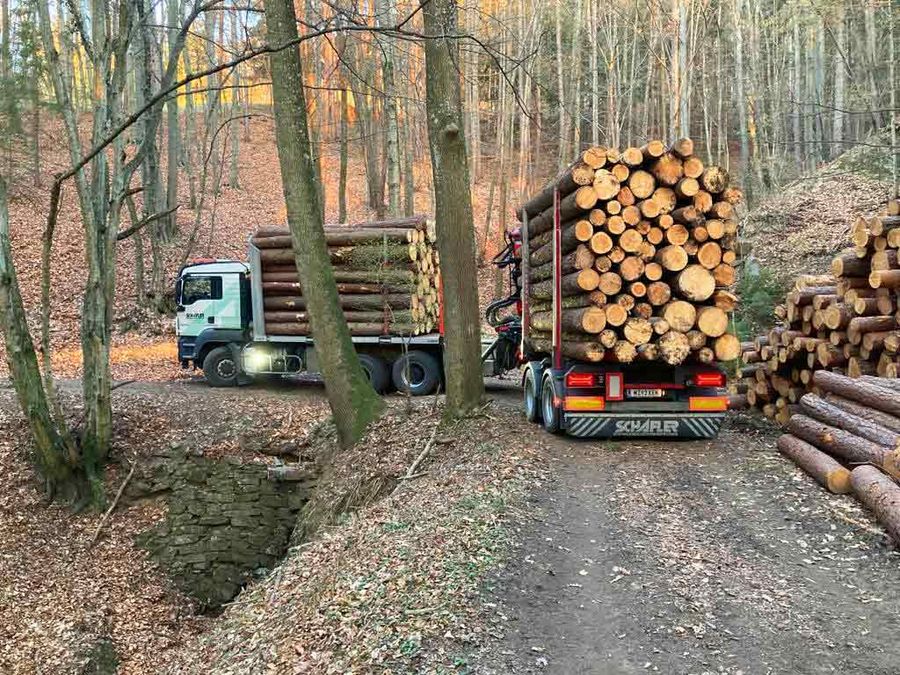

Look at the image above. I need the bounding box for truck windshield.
[179,275,222,305]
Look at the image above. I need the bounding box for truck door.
[176,273,243,337]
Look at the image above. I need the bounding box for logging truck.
[513,140,736,439]
[174,245,449,393]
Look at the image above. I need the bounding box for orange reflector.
[564,396,605,411]
[689,396,728,412]
[695,372,726,387]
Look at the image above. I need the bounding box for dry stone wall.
[128,447,315,609]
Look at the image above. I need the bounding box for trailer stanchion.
[552,187,562,370]
[521,212,531,356]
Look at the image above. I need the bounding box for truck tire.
[541,377,562,434]
[203,346,239,387]
[523,368,541,423]
[358,354,390,394]
[392,351,440,396]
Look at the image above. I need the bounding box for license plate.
[626,388,664,399]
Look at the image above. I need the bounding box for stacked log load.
[737,198,900,425]
[519,138,742,365]
[250,215,440,336]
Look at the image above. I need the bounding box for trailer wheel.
[523,368,541,423]
[392,351,440,396]
[358,354,390,394]
[203,346,238,387]
[540,377,562,434]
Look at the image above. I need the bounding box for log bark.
[516,161,596,220]
[814,370,900,417]
[532,307,607,334]
[777,434,852,494]
[674,265,716,302]
[850,465,900,543]
[800,393,900,449]
[787,414,888,468]
[530,338,605,362]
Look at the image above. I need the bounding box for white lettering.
[613,419,680,436]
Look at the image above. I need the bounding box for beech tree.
[422,0,484,416]
[264,0,384,447]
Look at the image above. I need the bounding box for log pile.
[737,198,900,425]
[250,215,440,336]
[777,371,900,542]
[519,139,742,365]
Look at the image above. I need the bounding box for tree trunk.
[421,0,484,415]
[375,0,401,214]
[264,0,384,447]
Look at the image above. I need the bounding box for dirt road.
[475,413,900,675]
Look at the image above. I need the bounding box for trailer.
[516,188,728,439]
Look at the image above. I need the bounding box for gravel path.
[476,414,900,675]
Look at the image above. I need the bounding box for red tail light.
[566,372,595,388]
[695,372,725,387]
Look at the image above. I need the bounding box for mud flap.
[564,413,725,439]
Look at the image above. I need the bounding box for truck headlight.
[245,350,269,373]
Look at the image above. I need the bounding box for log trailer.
[512,188,729,439]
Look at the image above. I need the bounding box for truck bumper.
[564,412,725,439]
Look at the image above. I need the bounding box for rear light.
[695,372,725,387]
[515,300,522,316]
[564,396,605,411]
[605,372,624,401]
[689,396,728,411]
[566,372,595,388]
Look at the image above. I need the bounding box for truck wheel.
[203,346,238,387]
[358,354,390,394]
[541,377,562,434]
[392,351,440,396]
[523,368,541,423]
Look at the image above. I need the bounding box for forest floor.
[472,410,900,675]
[3,377,899,674]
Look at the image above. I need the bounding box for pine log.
[259,244,414,267]
[713,334,741,361]
[266,322,419,336]
[604,303,628,327]
[814,371,900,417]
[530,245,596,281]
[656,245,689,272]
[531,307,608,334]
[870,269,900,289]
[623,318,653,345]
[661,300,697,332]
[700,166,729,193]
[658,331,690,365]
[851,465,900,542]
[800,393,900,450]
[848,316,898,344]
[787,414,889,467]
[651,153,684,186]
[530,338,606,362]
[530,269,601,299]
[674,265,716,302]
[255,215,426,238]
[612,340,637,363]
[264,294,412,311]
[695,306,729,337]
[776,434,852,494]
[517,161,596,220]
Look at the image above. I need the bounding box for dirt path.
[476,415,900,675]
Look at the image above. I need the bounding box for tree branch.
[117,206,180,241]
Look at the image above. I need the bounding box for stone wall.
[129,448,315,609]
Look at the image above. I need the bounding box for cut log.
[593,170,621,201]
[675,265,716,302]
[531,245,596,282]
[517,161,596,220]
[623,318,653,345]
[612,340,637,363]
[656,245,689,272]
[651,153,684,186]
[700,166,729,193]
[824,393,900,434]
[713,334,741,361]
[618,256,645,281]
[697,242,723,269]
[787,414,889,468]
[646,281,672,306]
[776,434,852,494]
[604,303,628,327]
[658,330,690,365]
[530,338,605,362]
[800,393,900,450]
[662,300,697,332]
[653,188,677,214]
[814,370,900,417]
[640,139,666,158]
[530,269,601,299]
[532,307,608,334]
[695,306,729,337]
[870,269,900,289]
[628,170,656,199]
[264,294,412,311]
[850,465,900,543]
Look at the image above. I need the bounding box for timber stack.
[519,138,742,365]
[737,198,900,425]
[249,215,440,336]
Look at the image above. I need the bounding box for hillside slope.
[742,133,895,281]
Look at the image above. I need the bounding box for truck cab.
[175,260,251,385]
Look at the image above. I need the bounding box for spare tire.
[391,351,441,396]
